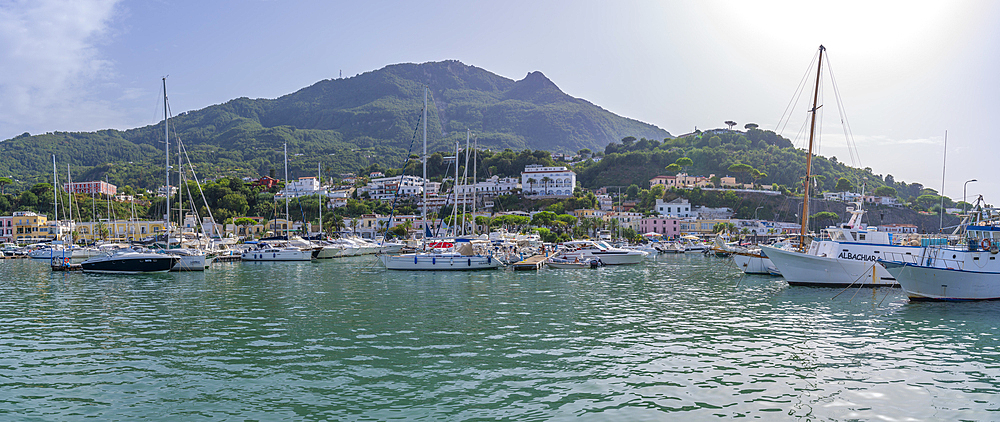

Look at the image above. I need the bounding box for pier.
[512,254,546,271]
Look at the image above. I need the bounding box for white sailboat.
[760,46,912,287]
[378,88,500,271]
[241,143,314,262]
[160,78,210,271]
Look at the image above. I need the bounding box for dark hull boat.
[81,251,179,274]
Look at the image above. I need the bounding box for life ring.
[981,239,991,251]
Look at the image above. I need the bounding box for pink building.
[64,181,117,196]
[640,217,680,237]
[0,216,12,242]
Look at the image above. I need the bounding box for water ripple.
[2,255,1000,419]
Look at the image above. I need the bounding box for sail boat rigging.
[377,87,500,270]
[799,44,824,250]
[760,45,905,287]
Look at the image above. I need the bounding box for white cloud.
[0,0,123,139]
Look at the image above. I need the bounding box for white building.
[655,198,695,218]
[278,176,325,198]
[521,164,576,197]
[360,175,438,200]
[696,205,734,220]
[597,194,613,211]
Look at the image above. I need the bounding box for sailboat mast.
[472,133,477,235]
[52,155,58,241]
[284,142,289,235]
[421,88,427,241]
[163,77,170,247]
[800,45,824,250]
[67,164,72,230]
[453,139,460,237]
[318,162,323,238]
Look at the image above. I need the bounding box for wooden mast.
[800,45,824,251]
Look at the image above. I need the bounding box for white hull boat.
[762,244,901,287]
[241,245,313,261]
[881,220,1000,300]
[556,240,647,265]
[732,251,780,275]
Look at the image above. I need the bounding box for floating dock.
[512,254,546,271]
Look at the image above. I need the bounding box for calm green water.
[2,254,999,420]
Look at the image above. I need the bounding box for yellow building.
[73,220,167,243]
[13,211,51,244]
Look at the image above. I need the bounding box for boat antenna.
[939,130,947,233]
[800,45,824,252]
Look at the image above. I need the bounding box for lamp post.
[754,206,763,221]
[964,179,977,215]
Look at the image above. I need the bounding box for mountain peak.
[505,70,568,104]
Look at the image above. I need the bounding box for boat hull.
[882,260,1000,300]
[732,252,779,275]
[241,250,313,261]
[81,254,178,274]
[762,245,897,287]
[379,253,501,270]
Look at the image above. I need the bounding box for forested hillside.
[0,60,669,191]
[574,129,955,210]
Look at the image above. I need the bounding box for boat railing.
[881,249,965,270]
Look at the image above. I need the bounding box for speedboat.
[81,249,178,274]
[241,242,313,261]
[554,240,647,265]
[546,255,603,269]
[162,248,212,271]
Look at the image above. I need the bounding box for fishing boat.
[758,45,914,287]
[881,199,1000,300]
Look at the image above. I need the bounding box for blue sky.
[1,0,998,203]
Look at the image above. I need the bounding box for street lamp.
[964,179,977,215]
[754,206,763,221]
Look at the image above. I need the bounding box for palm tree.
[326,216,345,234]
[526,177,537,195]
[541,176,552,195]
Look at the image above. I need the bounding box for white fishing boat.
[881,201,1000,300]
[761,202,917,286]
[759,45,913,287]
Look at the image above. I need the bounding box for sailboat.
[760,46,915,287]
[158,78,211,271]
[240,143,314,262]
[378,88,501,271]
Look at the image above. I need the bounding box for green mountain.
[0,60,670,190]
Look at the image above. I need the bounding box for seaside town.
[3,163,920,248]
